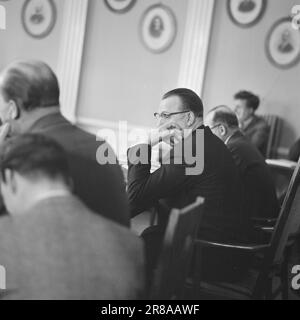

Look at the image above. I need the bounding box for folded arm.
[127,144,189,216]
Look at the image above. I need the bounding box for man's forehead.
[159,95,183,112]
[205,111,215,126]
[235,99,247,106]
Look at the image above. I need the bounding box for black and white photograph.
[0,0,300,308]
[227,0,267,27]
[104,0,136,14]
[22,0,57,38]
[140,4,177,53]
[266,17,300,69]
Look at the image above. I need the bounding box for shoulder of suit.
[0,215,18,252]
[255,116,269,127]
[0,215,14,230]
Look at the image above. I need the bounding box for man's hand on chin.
[129,122,183,150]
[150,122,183,147]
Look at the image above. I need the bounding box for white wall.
[1,0,299,157]
[76,0,188,128]
[0,0,64,72]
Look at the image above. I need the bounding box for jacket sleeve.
[127,144,189,217]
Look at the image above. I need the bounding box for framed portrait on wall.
[266,17,300,69]
[227,0,267,28]
[140,4,177,54]
[104,0,136,14]
[22,0,57,39]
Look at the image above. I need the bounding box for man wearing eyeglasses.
[205,105,279,222]
[127,88,252,282]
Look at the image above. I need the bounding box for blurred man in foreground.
[0,134,144,300]
[0,60,129,226]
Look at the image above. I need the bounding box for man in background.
[0,134,144,300]
[234,90,269,157]
[206,105,279,223]
[0,60,129,226]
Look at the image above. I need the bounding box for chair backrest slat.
[262,115,281,158]
[150,197,205,300]
[274,164,300,261]
[254,157,300,296]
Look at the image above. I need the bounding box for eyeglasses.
[210,124,222,130]
[154,110,190,120]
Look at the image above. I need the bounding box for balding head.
[205,105,239,142]
[0,60,60,113]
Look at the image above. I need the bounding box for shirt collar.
[225,133,235,145]
[225,130,240,145]
[242,116,255,130]
[28,189,71,211]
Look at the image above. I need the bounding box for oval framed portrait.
[227,0,267,28]
[104,0,136,14]
[22,0,57,39]
[140,4,177,54]
[266,17,300,69]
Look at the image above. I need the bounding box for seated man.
[234,91,270,157]
[205,105,279,222]
[127,88,252,282]
[0,60,129,226]
[0,134,144,300]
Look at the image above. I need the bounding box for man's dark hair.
[234,90,260,112]
[209,105,239,129]
[0,60,60,112]
[0,134,70,185]
[163,88,204,118]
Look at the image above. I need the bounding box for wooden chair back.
[150,197,205,300]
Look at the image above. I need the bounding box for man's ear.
[187,112,196,126]
[219,125,227,137]
[7,100,20,120]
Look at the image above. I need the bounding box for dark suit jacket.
[28,112,129,227]
[127,126,251,243]
[289,139,300,162]
[0,195,144,300]
[227,131,280,220]
[242,115,270,157]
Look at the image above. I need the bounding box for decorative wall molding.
[77,117,151,135]
[0,4,6,30]
[57,0,89,123]
[177,0,215,97]
[78,116,289,161]
[77,117,156,166]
